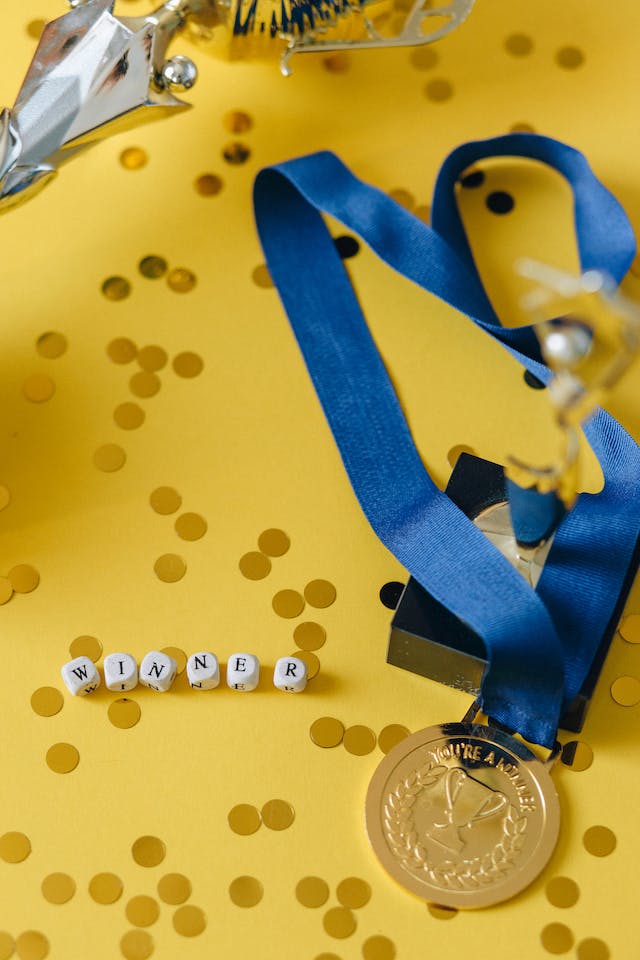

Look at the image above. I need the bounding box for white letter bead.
[139,651,177,692]
[226,653,260,692]
[104,653,138,692]
[273,656,308,693]
[61,656,101,696]
[187,652,220,690]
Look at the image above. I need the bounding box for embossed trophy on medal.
[0,0,474,213]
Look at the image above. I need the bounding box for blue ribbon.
[253,134,640,747]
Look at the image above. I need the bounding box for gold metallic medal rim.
[365,722,560,909]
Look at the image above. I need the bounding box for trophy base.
[387,454,640,733]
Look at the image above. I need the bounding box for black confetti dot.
[524,370,546,390]
[486,191,515,214]
[379,581,405,610]
[460,170,485,189]
[334,235,360,259]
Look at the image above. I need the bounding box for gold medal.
[365,722,560,908]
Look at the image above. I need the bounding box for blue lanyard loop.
[253,134,640,748]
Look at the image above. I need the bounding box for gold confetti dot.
[415,204,431,222]
[108,699,141,730]
[343,725,377,756]
[0,579,13,604]
[89,872,123,904]
[23,375,55,403]
[46,742,79,774]
[560,740,593,772]
[228,804,262,835]
[139,256,168,280]
[0,832,31,864]
[93,444,126,473]
[69,635,102,662]
[167,269,197,293]
[108,338,137,364]
[378,724,410,754]
[261,799,295,831]
[504,33,533,55]
[323,906,357,939]
[172,352,204,378]
[540,923,574,954]
[510,121,536,133]
[314,955,342,960]
[120,147,148,170]
[273,589,305,619]
[31,687,64,718]
[546,876,579,908]
[252,265,274,288]
[126,896,159,927]
[0,932,14,960]
[323,52,351,72]
[0,486,10,511]
[229,876,263,907]
[239,552,271,580]
[157,873,191,905]
[224,110,253,133]
[114,402,145,430]
[120,930,153,960]
[410,47,438,69]
[195,174,223,196]
[556,46,584,69]
[27,19,46,39]
[427,903,458,919]
[137,346,167,372]
[610,675,640,706]
[102,277,131,301]
[173,905,206,937]
[294,622,326,651]
[161,647,187,674]
[132,836,166,868]
[310,716,344,748]
[362,935,396,960]
[154,554,186,583]
[620,614,640,643]
[36,332,67,359]
[336,877,371,909]
[576,939,610,960]
[388,188,414,210]
[174,513,207,541]
[295,876,329,908]
[304,579,337,608]
[295,650,320,679]
[14,931,49,960]
[223,142,251,165]
[130,372,161,398]
[425,78,453,102]
[257,528,290,556]
[583,825,616,857]
[41,873,76,905]
[9,565,40,594]
[150,487,182,515]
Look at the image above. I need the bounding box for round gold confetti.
[46,742,79,774]
[410,47,438,70]
[389,188,414,210]
[378,724,410,754]
[126,896,159,927]
[252,265,274,288]
[295,651,320,679]
[257,528,290,556]
[583,825,616,857]
[556,46,584,69]
[261,799,295,831]
[229,876,263,907]
[174,513,207,541]
[36,332,67,359]
[172,352,204,378]
[93,444,126,472]
[415,204,431,222]
[294,622,326,651]
[620,613,640,643]
[108,338,137,364]
[130,372,161,398]
[27,19,46,39]
[304,579,337,609]
[108,699,141,730]
[114,402,145,430]
[0,486,10,511]
[427,903,458,919]
[138,256,167,280]
[132,836,166,868]
[362,935,396,960]
[0,832,31,864]
[8,565,40,594]
[14,932,49,960]
[228,804,262,835]
[0,932,14,960]
[223,142,251,165]
[161,647,187,674]
[120,930,153,960]
[336,877,371,909]
[0,579,13,604]
[314,956,342,960]
[120,147,148,170]
[505,33,533,56]
[323,907,357,939]
[102,276,131,301]
[30,687,63,718]
[149,487,182,515]
[224,110,253,133]
[272,589,305,619]
[610,675,640,706]
[425,78,454,102]
[343,725,377,756]
[310,716,344,748]
[23,375,55,403]
[157,873,191,905]
[69,635,102,662]
[323,51,351,72]
[546,876,580,909]
[239,552,271,580]
[195,174,223,196]
[295,876,329,908]
[540,923,574,954]
[41,873,75,905]
[172,905,206,937]
[510,121,537,133]
[137,346,167,373]
[560,740,593,772]
[153,554,186,583]
[167,269,197,293]
[576,939,610,960]
[89,872,123,904]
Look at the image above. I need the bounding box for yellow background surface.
[0,1,639,958]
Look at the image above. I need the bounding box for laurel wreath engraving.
[383,762,528,889]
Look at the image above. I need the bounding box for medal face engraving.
[366,723,560,908]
